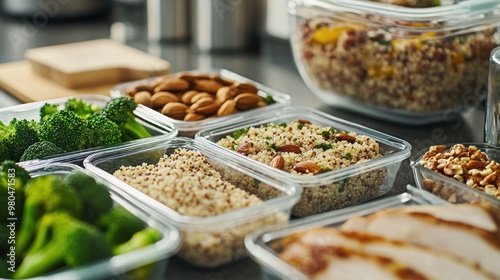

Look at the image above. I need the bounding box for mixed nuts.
[125,72,275,121]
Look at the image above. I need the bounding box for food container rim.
[289,0,500,24]
[12,161,181,280]
[0,94,178,166]
[83,137,302,231]
[195,106,412,187]
[110,68,293,133]
[244,189,438,280]
[410,142,500,207]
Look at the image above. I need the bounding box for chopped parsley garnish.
[341,153,353,160]
[268,143,277,150]
[279,122,287,127]
[265,136,272,140]
[320,128,336,139]
[320,130,331,139]
[297,123,304,130]
[315,143,332,150]
[233,127,250,140]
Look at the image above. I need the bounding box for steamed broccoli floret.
[38,110,88,152]
[85,114,122,148]
[0,119,39,162]
[14,212,112,279]
[64,171,113,224]
[19,141,66,162]
[97,205,145,246]
[99,97,151,141]
[64,98,100,120]
[112,227,162,255]
[39,103,59,123]
[15,175,82,257]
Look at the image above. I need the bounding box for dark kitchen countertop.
[0,1,486,279]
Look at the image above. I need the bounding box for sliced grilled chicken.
[381,204,500,234]
[341,208,500,279]
[279,227,494,280]
[279,242,429,280]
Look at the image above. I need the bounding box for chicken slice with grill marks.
[277,227,495,280]
[279,242,429,280]
[341,206,500,279]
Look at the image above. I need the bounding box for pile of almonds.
[125,72,270,121]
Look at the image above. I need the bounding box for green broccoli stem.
[15,201,39,257]
[13,239,65,279]
[112,227,161,255]
[121,117,151,141]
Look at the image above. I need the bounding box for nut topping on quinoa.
[294,161,322,174]
[216,119,382,176]
[270,155,285,170]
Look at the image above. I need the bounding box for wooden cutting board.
[0,39,171,103]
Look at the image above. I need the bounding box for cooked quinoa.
[113,148,263,217]
[216,120,382,175]
[216,120,388,217]
[294,17,498,112]
[112,148,288,267]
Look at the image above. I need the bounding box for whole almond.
[334,133,357,143]
[151,91,179,109]
[192,100,220,115]
[231,82,258,94]
[133,91,152,107]
[269,155,284,170]
[154,78,190,92]
[184,112,206,121]
[277,144,302,154]
[190,96,215,110]
[161,102,188,120]
[127,84,154,96]
[293,161,321,174]
[236,142,253,155]
[217,99,236,117]
[193,79,223,94]
[216,86,236,103]
[181,90,200,104]
[191,92,213,104]
[234,93,262,110]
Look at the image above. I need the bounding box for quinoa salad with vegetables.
[216,119,388,216]
[294,17,498,112]
[217,119,382,175]
[112,148,288,267]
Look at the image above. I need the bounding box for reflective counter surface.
[0,2,486,279]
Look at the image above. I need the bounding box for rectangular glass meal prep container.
[411,142,500,212]
[245,191,438,280]
[110,68,293,137]
[0,94,177,166]
[195,106,412,217]
[1,162,181,280]
[288,0,500,125]
[83,137,301,268]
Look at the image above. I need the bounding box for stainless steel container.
[190,0,259,52]
[147,0,189,42]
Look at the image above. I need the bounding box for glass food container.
[1,162,181,280]
[0,94,177,166]
[288,0,500,125]
[111,68,292,137]
[196,106,412,217]
[83,137,301,268]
